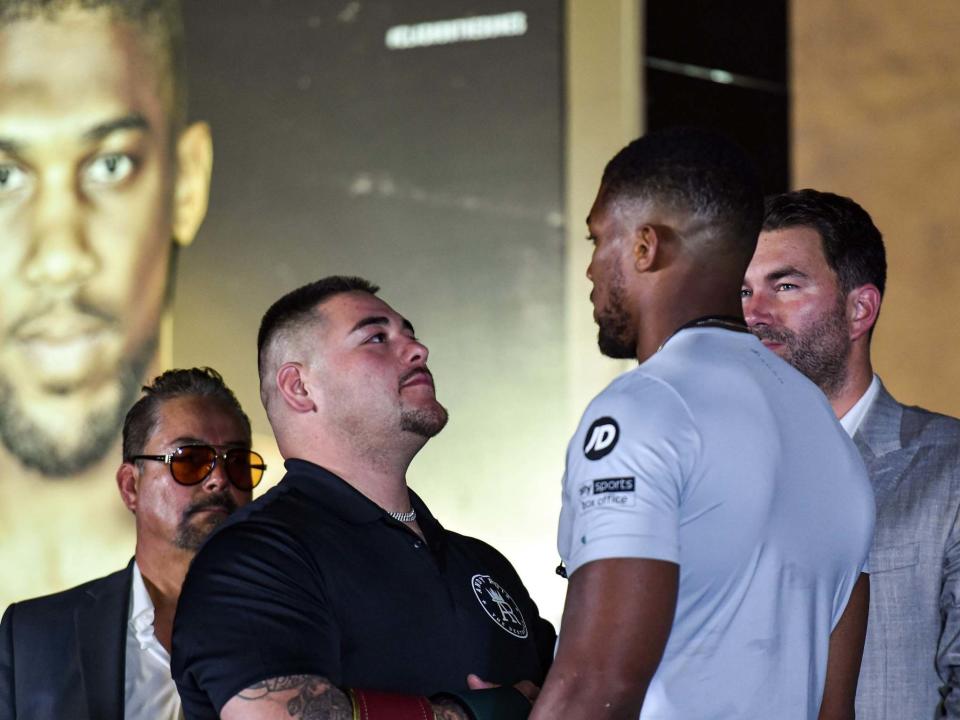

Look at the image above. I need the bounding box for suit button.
[413,540,425,549]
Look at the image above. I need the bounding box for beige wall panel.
[793,0,960,415]
[565,0,641,419]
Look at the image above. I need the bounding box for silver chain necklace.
[388,508,417,523]
[657,315,749,353]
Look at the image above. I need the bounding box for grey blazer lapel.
[854,383,918,507]
[75,561,132,720]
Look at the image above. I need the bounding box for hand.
[432,696,471,720]
[466,673,540,703]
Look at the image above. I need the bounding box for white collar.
[839,374,881,438]
[124,562,180,720]
[129,561,159,651]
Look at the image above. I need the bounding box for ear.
[116,462,140,514]
[632,224,661,273]
[276,362,318,414]
[171,121,214,247]
[847,284,882,342]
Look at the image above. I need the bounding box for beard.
[174,491,240,551]
[752,297,851,398]
[595,264,636,359]
[400,402,449,438]
[0,336,155,477]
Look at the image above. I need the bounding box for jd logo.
[583,417,619,460]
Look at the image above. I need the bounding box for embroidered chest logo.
[471,574,528,638]
[583,417,619,460]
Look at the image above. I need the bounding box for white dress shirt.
[840,374,881,438]
[124,562,183,720]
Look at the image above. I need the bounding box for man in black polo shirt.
[172,276,554,720]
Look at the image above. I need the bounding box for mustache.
[184,491,239,518]
[751,325,793,344]
[9,297,118,337]
[399,366,434,387]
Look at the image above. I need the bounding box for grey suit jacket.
[854,383,960,719]
[0,562,130,720]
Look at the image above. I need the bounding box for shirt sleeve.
[172,521,339,718]
[558,373,701,577]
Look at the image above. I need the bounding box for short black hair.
[122,367,250,462]
[763,189,887,296]
[599,127,764,259]
[0,0,188,128]
[257,276,380,379]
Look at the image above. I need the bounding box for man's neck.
[308,451,415,513]
[136,544,193,654]
[635,291,746,364]
[827,348,874,419]
[284,428,424,511]
[829,370,874,420]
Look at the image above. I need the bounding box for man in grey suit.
[0,368,261,719]
[742,188,960,718]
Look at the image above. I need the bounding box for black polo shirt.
[172,459,555,719]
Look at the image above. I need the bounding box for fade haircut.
[122,367,250,462]
[257,276,381,382]
[0,0,188,129]
[599,127,764,262]
[763,189,887,297]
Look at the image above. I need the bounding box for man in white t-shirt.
[742,189,960,719]
[0,368,262,720]
[529,129,875,720]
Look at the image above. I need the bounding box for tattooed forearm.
[236,675,353,719]
[240,675,321,698]
[431,697,471,720]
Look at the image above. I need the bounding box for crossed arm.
[529,558,679,720]
[220,676,469,720]
[528,561,869,720]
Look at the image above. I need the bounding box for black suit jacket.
[0,562,131,720]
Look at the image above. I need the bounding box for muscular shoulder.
[177,480,332,632]
[586,368,698,431]
[183,499,319,601]
[573,369,701,468]
[194,477,321,566]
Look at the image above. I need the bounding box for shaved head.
[257,276,380,415]
[600,127,763,269]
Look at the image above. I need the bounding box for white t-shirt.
[125,562,183,720]
[558,327,875,719]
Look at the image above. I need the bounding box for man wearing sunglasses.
[172,277,555,720]
[0,367,261,720]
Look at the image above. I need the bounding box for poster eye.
[0,164,28,194]
[84,154,135,187]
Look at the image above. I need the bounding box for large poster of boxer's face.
[0,1,565,618]
[0,1,211,604]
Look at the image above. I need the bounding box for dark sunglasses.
[131,445,266,490]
